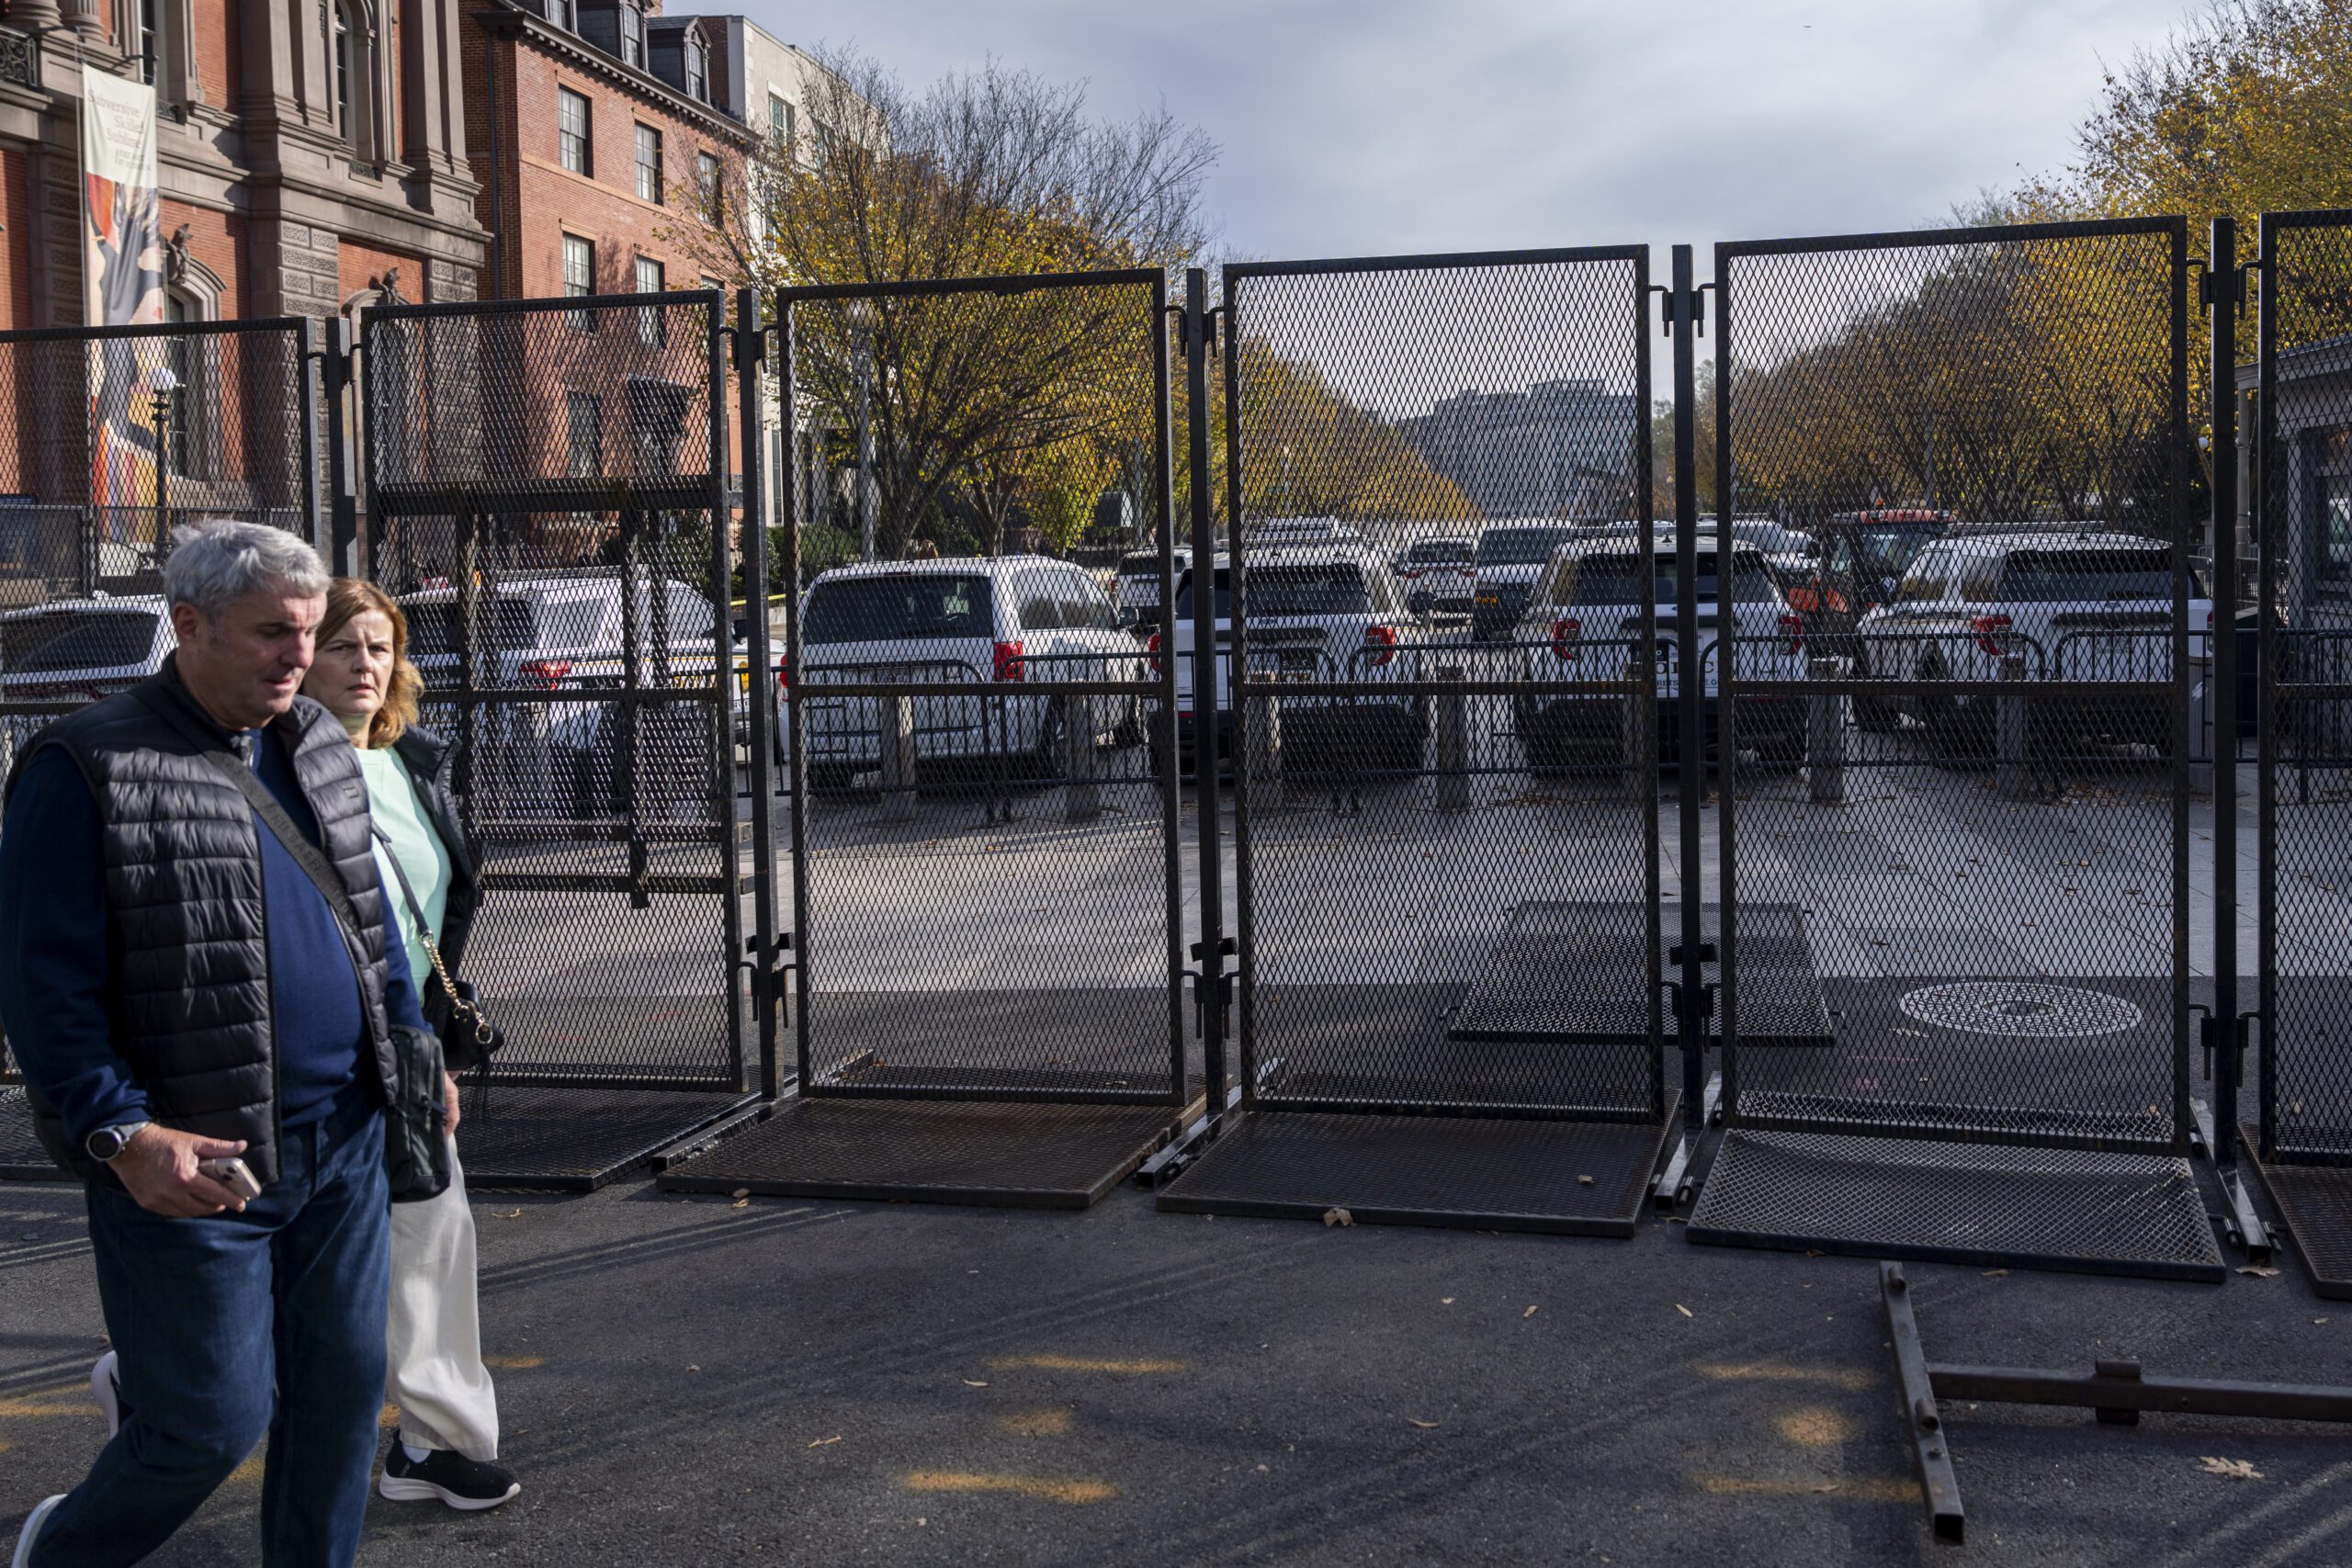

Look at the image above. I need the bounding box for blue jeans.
[32,1089,390,1568]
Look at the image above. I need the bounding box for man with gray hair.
[1,520,431,1567]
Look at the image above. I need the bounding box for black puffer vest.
[8,659,400,1187]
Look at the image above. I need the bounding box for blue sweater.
[0,728,429,1145]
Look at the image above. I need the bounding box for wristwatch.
[85,1122,152,1163]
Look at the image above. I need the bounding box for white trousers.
[386,1138,500,1459]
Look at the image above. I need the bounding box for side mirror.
[1117,604,1139,629]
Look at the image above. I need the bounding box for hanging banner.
[81,66,166,535]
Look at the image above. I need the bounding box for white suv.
[0,595,174,764]
[1113,546,1188,631]
[1159,542,1427,772]
[1472,523,1585,641]
[792,555,1146,791]
[1851,526,2211,749]
[1510,538,1807,767]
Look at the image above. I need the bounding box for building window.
[618,4,644,69]
[635,256,665,345]
[566,392,602,479]
[562,233,594,331]
[332,4,352,138]
[695,152,721,219]
[558,88,592,175]
[684,38,707,102]
[769,95,793,144]
[2315,429,2352,585]
[159,292,193,477]
[137,0,160,85]
[544,0,575,29]
[635,124,663,203]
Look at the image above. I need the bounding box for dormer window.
[544,0,575,29]
[684,38,707,102]
[618,4,644,69]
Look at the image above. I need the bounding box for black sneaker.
[379,1440,521,1511]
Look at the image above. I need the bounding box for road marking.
[0,1390,100,1418]
[987,1355,1185,1375]
[1695,1475,1918,1503]
[230,1452,266,1485]
[998,1409,1073,1437]
[1695,1362,1874,1393]
[901,1471,1115,1505]
[483,1355,544,1369]
[1774,1407,1856,1447]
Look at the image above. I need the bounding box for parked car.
[1510,537,1807,768]
[1782,509,1952,650]
[1849,526,2212,750]
[1472,523,1584,641]
[1728,518,1815,576]
[401,570,739,822]
[1158,542,1427,772]
[1113,546,1189,631]
[792,555,1146,792]
[0,594,174,773]
[1242,517,1364,549]
[1393,536,1476,616]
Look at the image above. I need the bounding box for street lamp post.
[147,365,178,551]
[847,299,875,561]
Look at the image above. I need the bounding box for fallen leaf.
[1523,1305,1539,1318]
[492,1209,522,1219]
[687,1364,700,1372]
[2238,1266,2281,1278]
[1813,1482,1839,1494]
[731,1188,751,1199]
[1322,1207,1353,1227]
[2316,1318,2332,1325]
[1577,1174,1595,1186]
[1983,1269,2008,1278]
[731,1198,751,1210]
[1676,1304,1694,1318]
[808,1436,842,1449]
[2199,1456,2261,1479]
[962,1380,989,1388]
[1441,1298,1455,1305]
[1254,1463,1269,1473]
[1407,1417,1441,1429]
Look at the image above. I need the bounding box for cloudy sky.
[740,0,2201,261]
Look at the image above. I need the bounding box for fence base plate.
[654,1097,1183,1208]
[2242,1134,2352,1299]
[1156,1100,1678,1235]
[1688,1128,2224,1280]
[0,1086,65,1181]
[458,1086,760,1192]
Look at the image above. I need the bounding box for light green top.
[356,746,451,990]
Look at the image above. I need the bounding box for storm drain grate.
[1897,982,2144,1038]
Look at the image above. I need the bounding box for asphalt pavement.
[4,1161,2350,1568]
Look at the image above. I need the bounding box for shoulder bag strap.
[369,819,465,1006]
[131,686,367,944]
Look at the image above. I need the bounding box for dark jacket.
[7,661,402,1186]
[385,724,490,1070]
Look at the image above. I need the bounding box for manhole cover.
[1897,982,2143,1038]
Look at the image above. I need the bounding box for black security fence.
[362,291,761,1189]
[1684,218,2224,1279]
[0,317,323,1176]
[2247,210,2352,1296]
[656,270,1193,1208]
[1156,248,1675,1234]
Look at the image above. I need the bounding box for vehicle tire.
[805,762,857,797]
[1112,695,1147,750]
[1849,648,1899,733]
[1918,657,1990,761]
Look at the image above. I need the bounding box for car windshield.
[1404,540,1472,565]
[403,598,543,656]
[1857,527,1938,574]
[1118,552,1165,576]
[1477,528,1578,567]
[1558,553,1776,607]
[0,609,158,672]
[1996,548,2206,602]
[1247,562,1374,616]
[802,574,995,643]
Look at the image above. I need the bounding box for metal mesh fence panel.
[2258,214,2352,1165]
[778,273,1183,1106]
[1220,251,1662,1120]
[363,292,745,1091]
[1713,220,2193,1155]
[0,319,317,1104]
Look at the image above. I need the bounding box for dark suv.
[1783,509,1952,653]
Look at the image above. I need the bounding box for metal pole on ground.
[1433,662,1468,811]
[737,288,782,1101]
[1807,653,1846,804]
[1675,245,1707,1138]
[1996,653,2030,801]
[1183,266,1230,1118]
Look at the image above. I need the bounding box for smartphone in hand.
[198,1156,262,1202]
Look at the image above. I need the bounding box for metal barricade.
[362,291,758,1189]
[1158,246,1673,1235]
[657,269,1189,1208]
[1686,217,2224,1279]
[2245,210,2352,1295]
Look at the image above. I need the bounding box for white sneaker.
[11,1495,64,1568]
[89,1351,120,1440]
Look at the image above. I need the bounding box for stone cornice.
[471,2,751,147]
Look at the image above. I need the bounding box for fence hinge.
[1171,302,1224,355]
[2194,264,2250,310]
[1656,281,1714,338]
